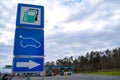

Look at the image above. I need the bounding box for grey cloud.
[61,0,82,6]
[45,22,120,59]
[64,0,120,24]
[63,1,101,23]
[0,44,13,68]
[0,44,13,55]
[0,0,16,29]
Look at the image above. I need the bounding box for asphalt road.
[12,74,120,80]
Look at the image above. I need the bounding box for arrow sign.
[16,60,40,69]
[13,57,44,72]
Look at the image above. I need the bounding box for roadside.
[80,71,120,76]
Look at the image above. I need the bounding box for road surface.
[12,74,120,80]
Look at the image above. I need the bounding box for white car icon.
[19,35,41,48]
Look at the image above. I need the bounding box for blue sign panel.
[13,57,44,72]
[16,3,44,29]
[14,28,44,56]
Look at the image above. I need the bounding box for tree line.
[46,48,120,72]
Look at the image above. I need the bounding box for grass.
[81,71,120,76]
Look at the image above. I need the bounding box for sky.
[0,0,120,72]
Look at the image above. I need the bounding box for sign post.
[13,3,44,78]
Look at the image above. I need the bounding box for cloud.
[61,0,120,32]
[0,44,13,69]
[45,0,120,60]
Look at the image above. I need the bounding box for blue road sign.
[13,57,44,72]
[14,28,44,56]
[16,3,44,29]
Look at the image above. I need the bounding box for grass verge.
[81,71,120,76]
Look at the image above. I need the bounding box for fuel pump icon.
[23,9,38,23]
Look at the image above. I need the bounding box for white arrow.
[16,60,40,69]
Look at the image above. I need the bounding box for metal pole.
[3,67,4,73]
[27,73,30,80]
[41,76,44,80]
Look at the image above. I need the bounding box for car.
[19,35,41,48]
